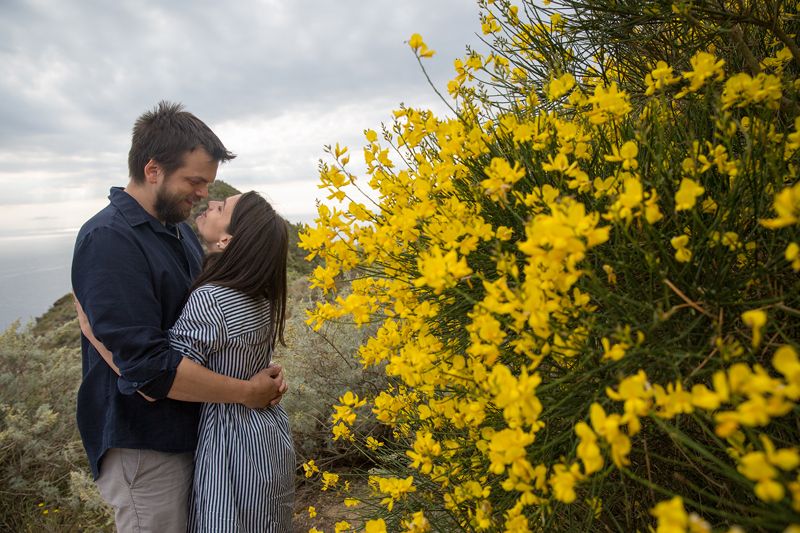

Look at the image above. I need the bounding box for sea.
[0,231,77,331]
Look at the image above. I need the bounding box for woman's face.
[196,194,241,252]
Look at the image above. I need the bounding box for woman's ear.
[217,233,233,251]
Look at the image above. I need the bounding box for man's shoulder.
[74,203,144,259]
[77,202,125,239]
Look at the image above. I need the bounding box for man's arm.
[74,282,287,408]
[73,226,188,398]
[75,296,156,402]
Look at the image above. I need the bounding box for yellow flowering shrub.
[300,0,800,530]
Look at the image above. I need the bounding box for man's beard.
[154,185,193,224]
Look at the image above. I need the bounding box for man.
[72,101,285,532]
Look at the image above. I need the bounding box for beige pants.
[96,448,193,533]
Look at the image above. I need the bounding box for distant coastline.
[0,231,75,330]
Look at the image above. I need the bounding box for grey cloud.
[0,0,484,216]
[1,0,479,130]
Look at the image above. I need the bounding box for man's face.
[154,148,219,224]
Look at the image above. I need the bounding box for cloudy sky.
[0,0,484,238]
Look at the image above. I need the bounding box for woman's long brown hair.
[191,191,288,348]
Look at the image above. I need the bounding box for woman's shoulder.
[190,284,268,314]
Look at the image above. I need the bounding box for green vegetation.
[297,0,800,531]
[0,190,347,531]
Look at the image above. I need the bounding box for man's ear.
[144,159,162,184]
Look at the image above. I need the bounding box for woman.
[81,191,295,532]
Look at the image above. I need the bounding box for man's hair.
[128,100,236,182]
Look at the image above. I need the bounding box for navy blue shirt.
[72,187,203,479]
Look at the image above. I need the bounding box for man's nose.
[197,184,209,199]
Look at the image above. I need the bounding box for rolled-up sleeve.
[72,226,183,399]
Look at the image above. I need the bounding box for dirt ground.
[292,478,371,532]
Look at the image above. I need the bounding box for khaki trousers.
[96,448,193,533]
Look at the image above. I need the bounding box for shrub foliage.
[300,1,800,531]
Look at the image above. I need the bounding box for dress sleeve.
[168,287,225,367]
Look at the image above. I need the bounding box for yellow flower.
[761,182,800,229]
[674,178,705,211]
[332,405,356,426]
[481,13,501,34]
[408,33,435,58]
[575,422,604,475]
[489,364,543,428]
[678,51,725,96]
[308,506,317,518]
[651,496,688,533]
[321,471,340,491]
[601,337,628,362]
[760,435,800,471]
[671,235,692,263]
[334,521,352,533]
[406,431,442,474]
[332,422,353,442]
[585,82,632,124]
[549,463,583,503]
[606,370,653,435]
[773,345,800,400]
[414,246,473,294]
[690,384,721,410]
[370,476,417,511]
[302,459,320,478]
[645,61,680,95]
[604,141,639,170]
[654,381,695,419]
[589,403,631,467]
[602,264,617,285]
[721,73,782,110]
[365,519,387,533]
[786,243,800,271]
[366,436,385,451]
[339,391,367,408]
[488,427,535,474]
[645,190,664,224]
[481,157,526,202]
[401,511,431,533]
[755,479,785,503]
[741,309,767,348]
[548,72,576,100]
[738,451,777,480]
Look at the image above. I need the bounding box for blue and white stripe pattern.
[169,284,294,532]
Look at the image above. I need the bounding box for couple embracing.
[72,101,295,532]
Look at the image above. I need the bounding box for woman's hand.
[243,363,286,409]
[269,362,288,406]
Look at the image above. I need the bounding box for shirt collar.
[109,187,184,239]
[109,187,153,227]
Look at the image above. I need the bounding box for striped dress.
[169,284,295,533]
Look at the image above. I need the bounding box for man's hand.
[243,364,287,409]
